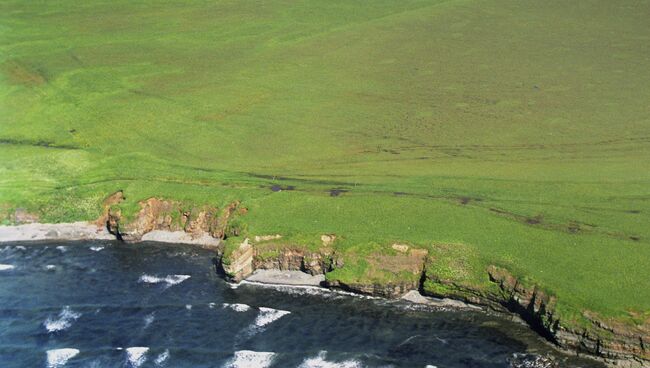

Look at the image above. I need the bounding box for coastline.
[0,222,647,368]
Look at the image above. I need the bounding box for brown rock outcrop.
[486,266,649,368]
[221,238,254,282]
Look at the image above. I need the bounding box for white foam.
[90,245,104,252]
[155,349,170,365]
[139,274,191,287]
[225,350,275,368]
[239,280,379,300]
[208,302,216,309]
[425,365,438,368]
[56,246,67,252]
[126,347,149,367]
[223,303,251,312]
[0,264,15,271]
[44,306,82,333]
[16,245,27,250]
[298,351,362,368]
[143,313,155,329]
[185,304,192,310]
[255,307,290,327]
[46,348,80,368]
[46,265,56,270]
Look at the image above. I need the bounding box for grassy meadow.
[1,0,649,325]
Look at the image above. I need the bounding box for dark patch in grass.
[0,138,78,150]
[247,173,356,187]
[129,89,175,102]
[1,60,47,86]
[629,236,640,242]
[393,192,408,196]
[626,210,641,214]
[270,185,295,192]
[459,197,471,205]
[329,188,348,197]
[526,216,543,225]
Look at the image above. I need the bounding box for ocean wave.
[225,350,275,368]
[0,264,15,271]
[223,303,251,312]
[46,348,80,368]
[56,246,67,252]
[126,347,149,367]
[239,280,379,300]
[143,312,155,329]
[298,351,362,368]
[139,274,191,287]
[89,245,104,252]
[45,265,56,270]
[255,307,290,327]
[44,306,82,333]
[155,349,170,365]
[185,304,192,310]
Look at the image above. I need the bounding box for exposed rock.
[103,197,238,243]
[253,247,331,275]
[321,234,336,246]
[13,208,39,224]
[95,191,125,227]
[254,234,282,242]
[325,247,429,299]
[222,238,254,282]
[325,279,419,299]
[392,243,409,253]
[211,201,241,238]
[486,266,649,368]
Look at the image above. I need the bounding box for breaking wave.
[298,351,362,368]
[139,274,191,287]
[255,307,290,327]
[225,350,275,368]
[223,303,251,312]
[0,264,15,271]
[46,348,79,368]
[155,349,170,365]
[44,306,82,333]
[126,347,149,367]
[143,312,155,329]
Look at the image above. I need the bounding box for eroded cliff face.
[485,266,649,368]
[94,192,647,367]
[101,192,241,244]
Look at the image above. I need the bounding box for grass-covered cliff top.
[1,0,649,325]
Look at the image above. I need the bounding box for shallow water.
[0,241,603,367]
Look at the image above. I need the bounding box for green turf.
[1,0,649,324]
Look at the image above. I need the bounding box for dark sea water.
[0,241,603,368]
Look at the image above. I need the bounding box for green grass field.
[1,0,649,325]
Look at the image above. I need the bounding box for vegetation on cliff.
[1,0,649,364]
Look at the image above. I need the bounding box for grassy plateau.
[1,0,649,330]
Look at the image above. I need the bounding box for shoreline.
[0,222,646,368]
[0,222,220,248]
